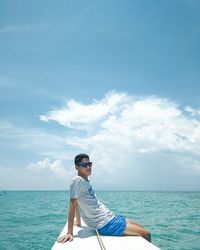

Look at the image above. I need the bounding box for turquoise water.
[0,191,199,250]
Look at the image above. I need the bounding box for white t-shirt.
[70,175,114,229]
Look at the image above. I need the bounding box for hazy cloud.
[0,23,48,34]
[0,120,75,160]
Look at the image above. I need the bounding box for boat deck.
[52,221,161,250]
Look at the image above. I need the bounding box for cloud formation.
[1,91,199,190]
[27,158,73,178]
[41,91,200,154]
[40,92,129,129]
[40,91,200,190]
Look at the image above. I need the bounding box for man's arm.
[75,204,81,226]
[57,198,77,243]
[67,198,77,235]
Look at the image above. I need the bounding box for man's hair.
[74,154,89,166]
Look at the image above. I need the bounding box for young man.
[57,153,151,243]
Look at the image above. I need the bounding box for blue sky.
[0,0,200,190]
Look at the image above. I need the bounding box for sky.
[0,0,200,191]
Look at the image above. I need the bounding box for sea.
[0,191,199,250]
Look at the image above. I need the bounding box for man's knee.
[141,229,151,242]
[143,229,151,242]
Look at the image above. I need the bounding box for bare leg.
[126,218,145,228]
[124,219,151,242]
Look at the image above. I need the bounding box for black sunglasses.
[78,162,93,168]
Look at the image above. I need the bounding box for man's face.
[76,157,92,177]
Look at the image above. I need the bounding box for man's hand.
[57,233,73,243]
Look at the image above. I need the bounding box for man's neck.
[78,173,89,181]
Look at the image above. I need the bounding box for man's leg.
[126,218,145,228]
[123,219,151,242]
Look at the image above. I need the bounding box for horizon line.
[1,189,200,192]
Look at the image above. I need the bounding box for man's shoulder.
[71,175,84,185]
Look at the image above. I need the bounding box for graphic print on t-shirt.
[88,185,95,197]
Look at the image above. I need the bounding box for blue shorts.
[98,215,127,236]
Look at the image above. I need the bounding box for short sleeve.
[70,178,82,198]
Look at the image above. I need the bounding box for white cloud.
[27,158,74,178]
[40,91,129,129]
[40,91,200,190]
[1,91,200,190]
[41,92,200,155]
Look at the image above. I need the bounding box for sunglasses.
[78,162,93,168]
